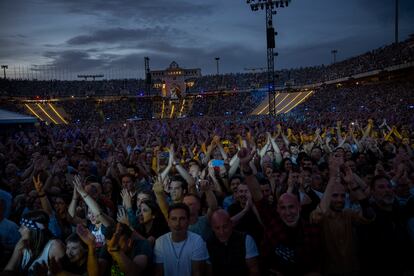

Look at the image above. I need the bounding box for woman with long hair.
[4,210,65,275]
[119,189,168,247]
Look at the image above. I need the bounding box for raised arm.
[76,224,99,276]
[106,223,148,276]
[269,132,283,165]
[33,174,53,216]
[199,179,218,220]
[153,176,169,220]
[74,175,114,227]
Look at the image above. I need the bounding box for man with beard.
[310,155,375,275]
[358,175,414,276]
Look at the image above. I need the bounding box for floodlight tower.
[331,49,338,64]
[246,0,291,115]
[144,57,151,96]
[1,65,8,79]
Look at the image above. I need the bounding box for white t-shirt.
[154,231,209,276]
[245,234,259,259]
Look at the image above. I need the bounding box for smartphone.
[212,159,225,167]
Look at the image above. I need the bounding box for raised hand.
[73,175,87,197]
[343,165,354,184]
[106,223,122,252]
[198,179,211,193]
[116,207,130,226]
[244,192,253,211]
[152,175,165,195]
[120,189,134,209]
[329,154,344,176]
[168,144,175,166]
[33,174,44,194]
[76,224,96,248]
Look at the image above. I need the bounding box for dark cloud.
[44,0,215,22]
[66,27,176,45]
[43,50,107,71]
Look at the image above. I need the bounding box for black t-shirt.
[228,202,264,244]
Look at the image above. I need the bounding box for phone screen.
[212,159,224,167]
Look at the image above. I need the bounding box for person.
[222,175,243,210]
[183,178,217,241]
[154,203,209,276]
[358,175,414,276]
[119,194,169,246]
[310,155,375,275]
[54,224,99,276]
[69,175,114,251]
[207,209,260,276]
[0,197,20,268]
[98,222,153,276]
[228,183,264,244]
[169,176,188,204]
[245,166,322,276]
[3,210,65,275]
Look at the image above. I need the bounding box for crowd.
[189,90,267,117]
[292,81,414,126]
[189,36,414,92]
[0,78,413,275]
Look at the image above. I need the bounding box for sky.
[0,0,413,80]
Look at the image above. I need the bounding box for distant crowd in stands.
[0,79,413,126]
[1,37,413,97]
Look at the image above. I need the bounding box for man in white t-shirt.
[154,203,209,276]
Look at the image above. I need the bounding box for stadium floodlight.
[215,57,220,75]
[246,0,291,116]
[1,65,8,79]
[331,49,338,64]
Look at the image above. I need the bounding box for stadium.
[0,0,413,275]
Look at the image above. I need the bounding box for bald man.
[244,170,322,276]
[206,209,260,276]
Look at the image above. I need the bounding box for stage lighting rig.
[246,0,291,115]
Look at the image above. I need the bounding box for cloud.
[43,50,108,71]
[43,0,215,22]
[39,38,264,77]
[66,27,175,45]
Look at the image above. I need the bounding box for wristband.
[38,193,46,198]
[108,247,120,252]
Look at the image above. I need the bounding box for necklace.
[170,233,188,267]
